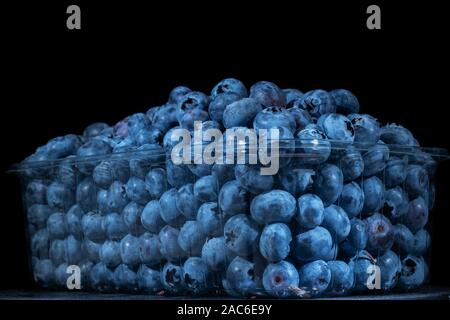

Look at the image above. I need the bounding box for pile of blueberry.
[21,79,438,297]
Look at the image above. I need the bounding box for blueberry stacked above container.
[14,79,448,298]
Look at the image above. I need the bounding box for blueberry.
[339,182,364,218]
[377,250,401,290]
[102,212,127,240]
[122,202,145,235]
[107,181,129,213]
[113,264,138,291]
[234,164,274,194]
[211,78,247,99]
[178,220,207,256]
[54,263,70,287]
[151,104,179,133]
[263,261,299,298]
[66,234,82,264]
[160,188,186,227]
[296,194,324,229]
[293,226,333,262]
[321,205,351,243]
[251,190,296,224]
[317,113,355,142]
[212,164,236,187]
[46,181,74,211]
[183,257,212,294]
[393,224,414,254]
[348,218,368,250]
[141,200,165,233]
[335,147,364,181]
[93,160,130,189]
[327,260,354,295]
[411,229,431,256]
[90,262,114,292]
[97,189,109,213]
[179,108,210,130]
[208,92,242,123]
[76,139,112,174]
[139,232,162,266]
[365,213,394,252]
[329,89,360,115]
[380,124,416,146]
[405,165,429,198]
[119,234,141,267]
[99,240,121,268]
[26,180,49,206]
[259,223,292,262]
[33,259,55,286]
[399,255,426,289]
[362,143,389,177]
[127,113,151,137]
[226,256,260,296]
[169,86,191,104]
[194,175,219,202]
[224,214,260,257]
[28,204,52,229]
[44,134,82,160]
[384,187,409,219]
[47,212,68,239]
[161,262,186,294]
[313,164,343,206]
[159,225,186,261]
[137,265,163,293]
[349,250,376,291]
[249,81,285,108]
[297,89,336,119]
[31,229,50,258]
[124,177,150,206]
[145,168,167,199]
[175,184,200,220]
[49,239,67,265]
[76,177,97,212]
[295,125,331,165]
[287,105,312,131]
[347,114,380,144]
[405,196,428,233]
[166,159,195,188]
[82,211,106,242]
[218,180,250,216]
[298,260,331,296]
[65,205,83,239]
[83,239,101,263]
[277,168,314,198]
[361,176,385,215]
[197,202,224,237]
[253,106,296,134]
[83,122,110,139]
[135,127,163,146]
[202,237,234,271]
[284,88,304,105]
[223,98,262,128]
[177,91,209,117]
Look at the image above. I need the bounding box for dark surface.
[1,286,449,300]
[2,1,450,292]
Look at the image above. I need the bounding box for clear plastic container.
[10,139,449,298]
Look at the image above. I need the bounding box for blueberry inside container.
[7,81,450,298]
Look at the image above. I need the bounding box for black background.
[2,0,450,303]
